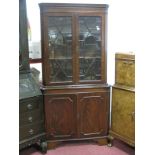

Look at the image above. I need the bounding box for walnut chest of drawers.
[109,52,135,147]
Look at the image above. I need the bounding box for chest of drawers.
[19,73,47,152]
[109,52,135,147]
[19,96,45,144]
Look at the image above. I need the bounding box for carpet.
[20,139,135,155]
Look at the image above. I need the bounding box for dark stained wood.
[43,84,110,94]
[43,86,110,144]
[40,3,110,147]
[39,3,108,86]
[41,15,49,85]
[78,92,109,138]
[44,94,77,140]
[101,11,108,83]
[39,3,109,8]
[39,3,109,14]
[72,15,77,84]
[29,58,42,63]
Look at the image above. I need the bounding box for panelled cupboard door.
[110,87,135,145]
[44,94,77,140]
[78,92,109,138]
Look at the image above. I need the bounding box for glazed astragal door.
[42,13,106,85]
[77,14,105,83]
[43,14,74,85]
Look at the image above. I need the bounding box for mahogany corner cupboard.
[39,3,110,147]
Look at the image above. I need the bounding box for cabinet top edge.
[115,52,135,60]
[39,3,109,9]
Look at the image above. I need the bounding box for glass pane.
[48,16,73,82]
[78,16,102,81]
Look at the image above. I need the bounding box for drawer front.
[115,59,135,87]
[111,87,135,142]
[19,121,44,141]
[20,96,42,113]
[19,109,44,126]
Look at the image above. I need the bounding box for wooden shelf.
[49,57,72,60]
[79,56,101,59]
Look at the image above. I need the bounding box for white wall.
[107,1,137,84]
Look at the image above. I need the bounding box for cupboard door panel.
[78,92,109,137]
[45,94,76,139]
[111,87,135,143]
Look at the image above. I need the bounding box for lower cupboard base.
[47,137,109,150]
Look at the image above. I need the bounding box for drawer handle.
[29,129,34,135]
[27,104,32,110]
[28,116,33,122]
